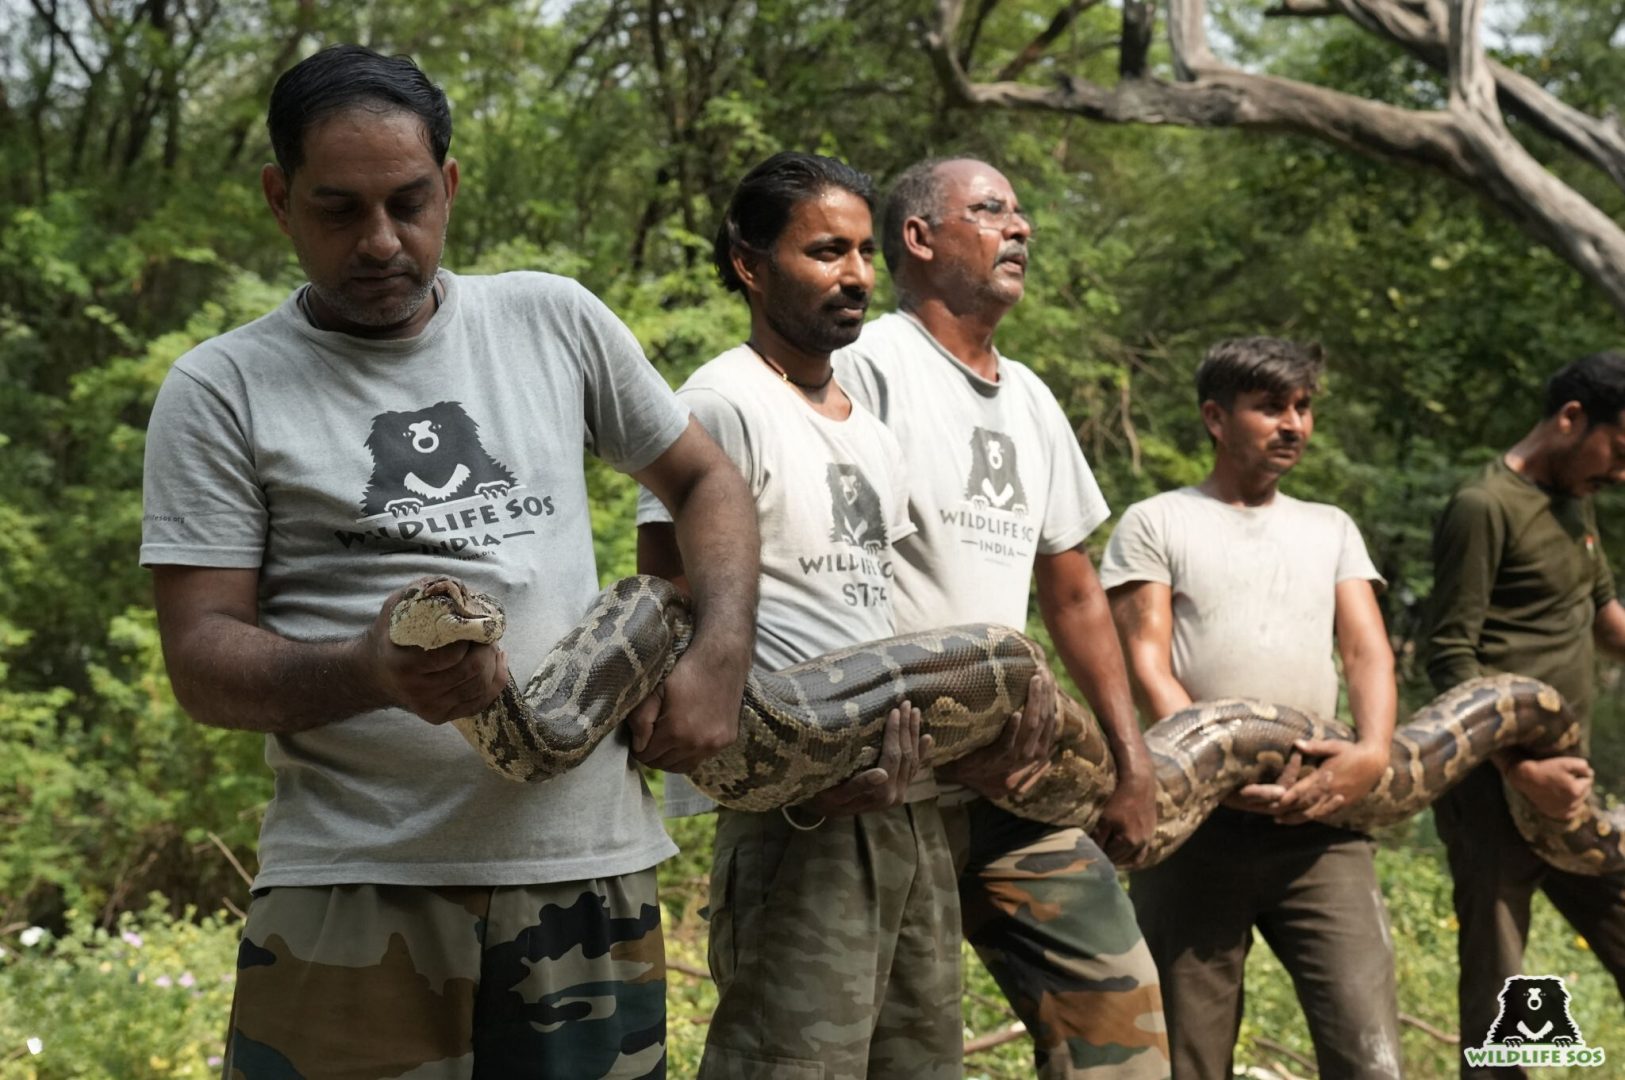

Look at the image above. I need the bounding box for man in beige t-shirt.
[1102,337,1400,1080]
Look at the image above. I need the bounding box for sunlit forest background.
[2,1,1623,1076]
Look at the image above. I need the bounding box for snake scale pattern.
[389,574,1624,874]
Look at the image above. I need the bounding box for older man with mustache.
[837,157,1170,1079]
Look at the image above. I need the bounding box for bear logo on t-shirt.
[1485,976,1581,1047]
[361,401,516,518]
[964,427,1028,514]
[826,463,887,553]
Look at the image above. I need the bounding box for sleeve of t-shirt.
[1033,381,1110,554]
[1333,510,1385,589]
[1425,486,1504,693]
[139,361,267,568]
[635,387,756,527]
[1587,504,1617,609]
[1098,502,1169,592]
[571,282,690,474]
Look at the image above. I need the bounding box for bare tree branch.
[958,0,1001,69]
[29,0,97,79]
[1266,0,1625,190]
[925,0,1625,316]
[995,0,1102,82]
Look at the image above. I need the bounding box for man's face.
[754,188,875,354]
[1551,408,1625,496]
[922,160,1031,310]
[1205,385,1315,479]
[261,107,458,336]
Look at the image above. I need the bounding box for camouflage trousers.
[944,797,1170,1079]
[222,874,666,1080]
[700,801,963,1079]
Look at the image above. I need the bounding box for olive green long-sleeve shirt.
[1425,458,1615,736]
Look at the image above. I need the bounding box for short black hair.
[881,158,950,273]
[267,45,451,176]
[712,151,876,294]
[1544,350,1625,425]
[1195,337,1325,410]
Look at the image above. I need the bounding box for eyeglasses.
[959,197,1032,232]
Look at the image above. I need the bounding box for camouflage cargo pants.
[945,797,1170,1079]
[700,801,963,1079]
[222,873,666,1079]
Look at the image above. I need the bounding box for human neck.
[746,316,847,415]
[902,295,1007,382]
[301,280,440,341]
[1505,422,1565,489]
[1200,460,1283,508]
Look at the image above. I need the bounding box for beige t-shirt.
[639,345,916,815]
[836,312,1111,633]
[1099,487,1383,719]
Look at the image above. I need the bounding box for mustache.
[827,284,870,307]
[351,256,420,276]
[996,241,1028,265]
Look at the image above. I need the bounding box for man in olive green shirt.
[1426,350,1625,1074]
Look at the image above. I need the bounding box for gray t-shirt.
[141,270,688,888]
[639,345,915,816]
[835,312,1111,633]
[1099,487,1383,719]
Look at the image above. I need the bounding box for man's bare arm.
[1039,547,1156,862]
[630,419,760,773]
[152,565,508,733]
[637,504,925,815]
[1106,579,1193,721]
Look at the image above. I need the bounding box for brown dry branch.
[924,0,1625,316]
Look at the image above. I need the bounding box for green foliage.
[4,0,1625,1068]
[0,899,237,1078]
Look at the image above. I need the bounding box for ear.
[901,216,935,263]
[1200,400,1227,444]
[441,157,461,207]
[261,164,293,237]
[732,244,767,303]
[1554,399,1588,436]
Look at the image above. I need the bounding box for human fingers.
[892,702,921,793]
[810,768,892,815]
[626,689,663,756]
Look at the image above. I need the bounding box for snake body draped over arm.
[389,574,1623,874]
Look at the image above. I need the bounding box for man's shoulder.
[169,297,298,383]
[452,269,594,313]
[850,311,917,349]
[1442,461,1523,521]
[677,347,760,401]
[1275,491,1359,525]
[1118,486,1201,522]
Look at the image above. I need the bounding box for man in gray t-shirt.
[1101,338,1400,1080]
[141,46,757,1077]
[838,158,1169,1080]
